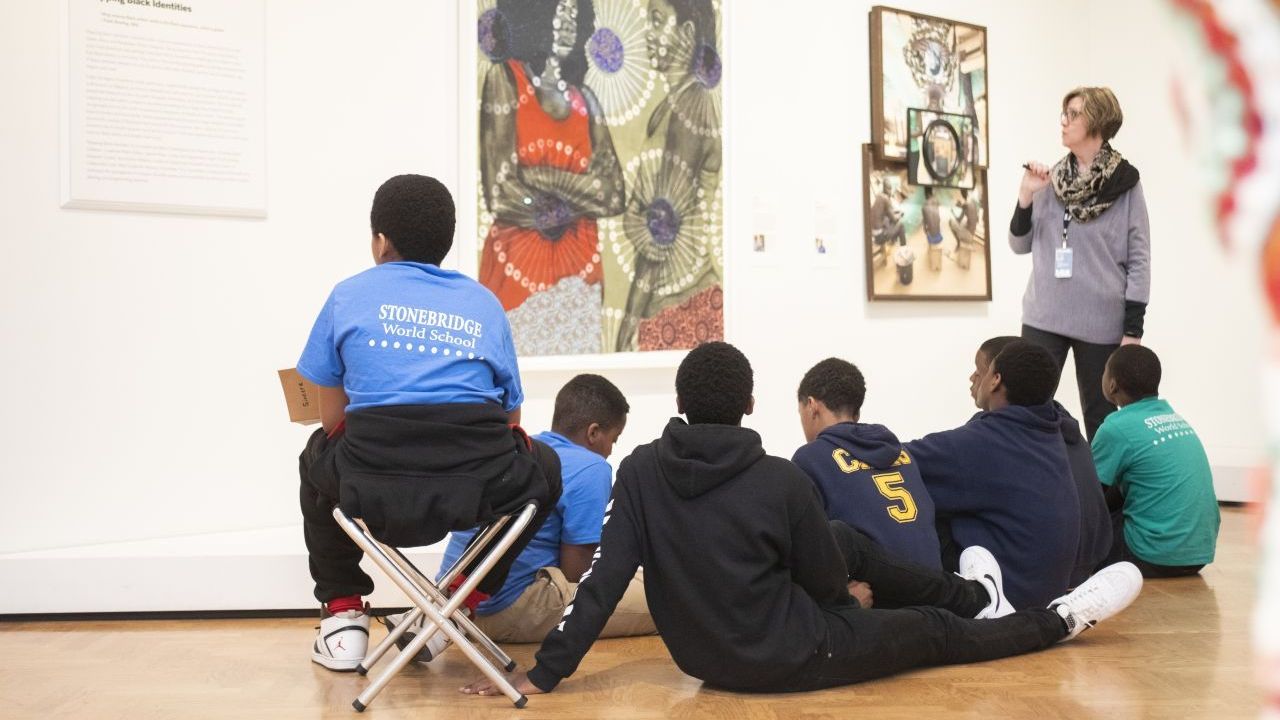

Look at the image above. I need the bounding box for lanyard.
[1061,210,1071,249]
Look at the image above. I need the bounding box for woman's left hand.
[1120,336,1142,346]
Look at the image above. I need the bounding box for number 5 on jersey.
[872,471,918,523]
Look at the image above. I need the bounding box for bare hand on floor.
[848,580,874,608]
[460,670,544,697]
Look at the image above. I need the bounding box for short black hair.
[676,341,752,425]
[551,374,630,435]
[978,335,1021,361]
[797,358,866,417]
[991,340,1061,406]
[370,174,456,265]
[1107,345,1161,399]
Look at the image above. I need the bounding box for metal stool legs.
[331,503,539,710]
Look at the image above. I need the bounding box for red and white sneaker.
[312,608,369,671]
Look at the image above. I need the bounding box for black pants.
[936,517,961,573]
[1102,508,1204,578]
[1022,324,1118,440]
[765,522,1066,691]
[299,430,562,604]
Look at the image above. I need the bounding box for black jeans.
[936,517,961,573]
[1102,508,1204,578]
[765,522,1067,691]
[1022,324,1118,441]
[829,521,987,614]
[299,429,562,604]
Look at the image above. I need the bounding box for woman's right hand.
[1019,162,1051,207]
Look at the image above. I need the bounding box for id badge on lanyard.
[1055,210,1073,279]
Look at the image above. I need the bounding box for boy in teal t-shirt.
[1091,346,1219,577]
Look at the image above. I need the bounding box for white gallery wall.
[0,0,1265,613]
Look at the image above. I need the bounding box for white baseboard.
[1213,463,1257,503]
[0,526,446,615]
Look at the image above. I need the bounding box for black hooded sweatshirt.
[526,418,856,692]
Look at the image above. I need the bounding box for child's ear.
[585,422,602,444]
[744,395,756,416]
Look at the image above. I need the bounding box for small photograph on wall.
[906,108,976,190]
[472,0,724,356]
[870,6,987,167]
[862,145,991,301]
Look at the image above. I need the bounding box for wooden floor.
[3,507,1258,719]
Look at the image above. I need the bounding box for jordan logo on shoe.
[335,638,346,651]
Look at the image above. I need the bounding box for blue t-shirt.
[297,262,522,412]
[439,431,613,614]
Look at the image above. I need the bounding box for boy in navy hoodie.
[462,342,1143,701]
[972,336,1111,586]
[908,340,1081,608]
[793,358,941,570]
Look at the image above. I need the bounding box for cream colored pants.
[473,567,656,643]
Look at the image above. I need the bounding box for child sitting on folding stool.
[295,174,561,671]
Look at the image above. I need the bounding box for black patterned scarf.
[1050,142,1141,223]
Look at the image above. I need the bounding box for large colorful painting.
[861,144,991,301]
[869,6,988,167]
[474,0,724,356]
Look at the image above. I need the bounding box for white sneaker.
[382,609,455,663]
[959,545,1014,619]
[312,608,369,671]
[1048,561,1143,641]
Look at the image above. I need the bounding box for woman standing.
[1011,87,1149,440]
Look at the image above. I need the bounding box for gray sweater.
[1010,182,1150,344]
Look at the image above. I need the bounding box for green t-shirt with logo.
[1091,396,1219,566]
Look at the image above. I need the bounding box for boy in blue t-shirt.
[388,374,656,651]
[1092,345,1219,577]
[792,358,941,570]
[296,175,561,672]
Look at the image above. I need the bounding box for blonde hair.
[1063,87,1124,141]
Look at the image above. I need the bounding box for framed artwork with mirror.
[907,108,976,189]
[865,8,990,303]
[869,6,987,167]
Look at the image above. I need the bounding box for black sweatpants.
[1022,324,1119,441]
[763,522,1066,691]
[299,428,562,604]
